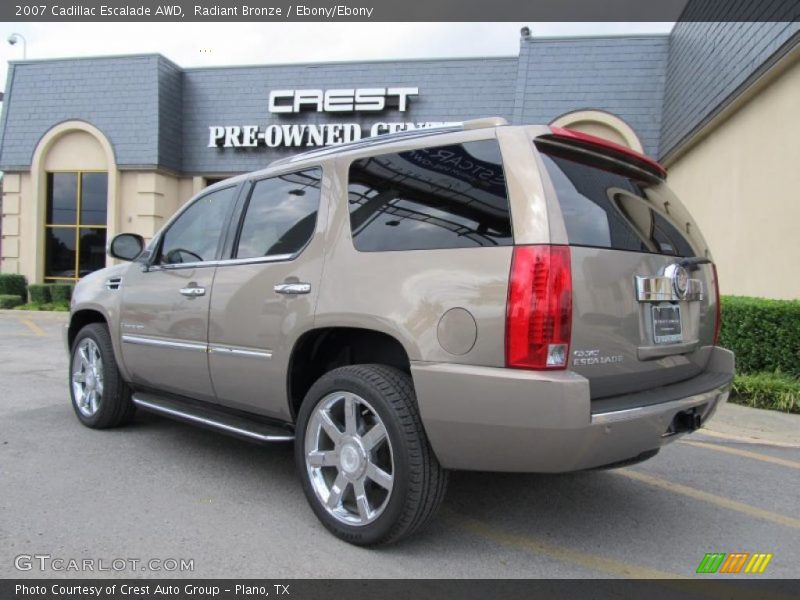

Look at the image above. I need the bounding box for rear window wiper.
[679,256,712,271]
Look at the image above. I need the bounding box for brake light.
[548,127,667,178]
[506,245,572,370]
[712,263,721,345]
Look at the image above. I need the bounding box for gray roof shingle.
[0,19,797,173]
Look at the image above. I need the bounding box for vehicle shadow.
[128,411,726,566]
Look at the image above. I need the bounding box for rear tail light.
[506,245,573,370]
[712,263,721,345]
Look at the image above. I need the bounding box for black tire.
[69,322,136,429]
[295,364,448,546]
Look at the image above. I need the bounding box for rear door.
[534,136,718,400]
[207,168,326,421]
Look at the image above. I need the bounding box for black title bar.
[4,579,800,600]
[3,0,800,22]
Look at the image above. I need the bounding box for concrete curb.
[0,309,69,318]
[704,402,799,446]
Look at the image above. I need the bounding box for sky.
[0,22,673,89]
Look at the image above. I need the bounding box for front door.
[208,168,325,421]
[120,184,239,402]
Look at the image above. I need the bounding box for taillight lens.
[712,263,721,345]
[506,245,573,370]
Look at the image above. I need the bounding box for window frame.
[344,140,514,253]
[44,169,109,283]
[222,166,324,267]
[147,182,243,271]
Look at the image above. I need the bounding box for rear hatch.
[533,130,720,403]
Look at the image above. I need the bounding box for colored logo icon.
[696,553,773,574]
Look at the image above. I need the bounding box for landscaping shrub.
[0,294,23,309]
[731,372,800,414]
[48,283,73,303]
[37,302,70,312]
[0,273,27,299]
[28,284,52,304]
[719,296,800,379]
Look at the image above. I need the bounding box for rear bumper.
[410,346,734,472]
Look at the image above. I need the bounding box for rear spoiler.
[538,127,667,179]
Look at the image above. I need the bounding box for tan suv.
[65,118,734,545]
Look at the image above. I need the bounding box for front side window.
[347,140,512,252]
[45,172,108,282]
[235,169,322,259]
[159,186,237,265]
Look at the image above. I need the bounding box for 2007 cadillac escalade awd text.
[65,118,734,545]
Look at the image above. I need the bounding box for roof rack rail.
[462,117,508,130]
[270,116,509,167]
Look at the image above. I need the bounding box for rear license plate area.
[652,304,682,344]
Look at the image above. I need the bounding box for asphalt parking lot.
[1,311,798,579]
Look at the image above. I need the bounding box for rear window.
[536,143,696,257]
[347,140,512,252]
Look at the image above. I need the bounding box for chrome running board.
[132,393,294,443]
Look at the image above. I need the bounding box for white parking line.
[695,429,800,449]
[680,439,800,470]
[617,469,800,530]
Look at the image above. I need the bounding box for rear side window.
[235,169,321,259]
[347,140,512,252]
[536,144,696,257]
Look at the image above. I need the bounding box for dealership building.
[0,20,798,298]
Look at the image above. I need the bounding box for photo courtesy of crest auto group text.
[0,0,798,598]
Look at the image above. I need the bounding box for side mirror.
[108,233,145,262]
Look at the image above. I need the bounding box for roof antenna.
[520,26,532,40]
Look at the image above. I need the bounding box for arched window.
[31,122,118,283]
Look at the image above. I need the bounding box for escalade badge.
[572,349,624,366]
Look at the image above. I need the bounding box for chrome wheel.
[72,338,104,417]
[305,391,394,526]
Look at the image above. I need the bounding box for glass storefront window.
[46,173,78,225]
[45,227,77,279]
[79,173,109,226]
[45,172,108,282]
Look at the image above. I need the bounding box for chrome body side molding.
[208,345,272,359]
[121,335,207,352]
[122,335,272,359]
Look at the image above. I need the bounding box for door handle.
[274,282,311,295]
[179,286,206,297]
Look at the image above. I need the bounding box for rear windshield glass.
[347,140,512,252]
[536,143,696,257]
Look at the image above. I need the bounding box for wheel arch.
[287,326,412,421]
[68,308,109,351]
[67,306,131,382]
